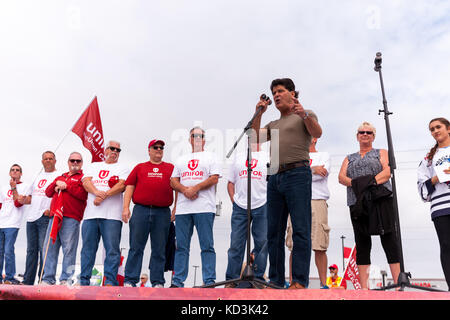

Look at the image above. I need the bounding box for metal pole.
[374,52,405,273]
[193,265,199,287]
[340,235,346,271]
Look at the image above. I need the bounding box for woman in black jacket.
[338,121,401,289]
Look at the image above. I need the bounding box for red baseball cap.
[329,264,338,270]
[148,139,165,148]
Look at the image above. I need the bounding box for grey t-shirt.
[264,110,317,165]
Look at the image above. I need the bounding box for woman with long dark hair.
[417,117,450,290]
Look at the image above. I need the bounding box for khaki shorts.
[286,200,330,251]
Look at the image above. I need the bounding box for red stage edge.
[0,284,449,300]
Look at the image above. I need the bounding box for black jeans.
[349,206,400,265]
[433,215,450,291]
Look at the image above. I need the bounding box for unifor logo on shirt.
[148,168,163,179]
[245,159,258,170]
[188,159,199,171]
[38,179,47,189]
[7,190,13,198]
[99,170,110,179]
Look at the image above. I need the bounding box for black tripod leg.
[251,278,284,289]
[199,277,243,288]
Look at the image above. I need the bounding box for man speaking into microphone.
[252,78,322,289]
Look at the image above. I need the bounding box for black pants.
[433,215,450,291]
[350,206,401,265]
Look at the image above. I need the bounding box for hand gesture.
[291,97,306,118]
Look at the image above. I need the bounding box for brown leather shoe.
[288,282,306,289]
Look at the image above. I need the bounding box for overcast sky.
[0,0,449,286]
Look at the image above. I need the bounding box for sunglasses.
[108,146,122,153]
[10,168,21,172]
[151,146,164,150]
[358,131,374,135]
[191,133,205,139]
[69,159,82,163]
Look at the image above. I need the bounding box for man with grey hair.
[80,141,129,286]
[41,152,88,285]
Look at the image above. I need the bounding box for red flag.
[117,254,125,286]
[341,245,362,290]
[49,191,64,244]
[71,96,105,163]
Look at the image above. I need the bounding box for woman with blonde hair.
[417,117,450,290]
[338,121,401,289]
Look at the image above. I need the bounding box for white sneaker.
[124,282,134,287]
[154,284,164,288]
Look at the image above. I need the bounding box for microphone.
[374,52,382,71]
[260,94,272,105]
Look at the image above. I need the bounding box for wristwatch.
[302,112,309,120]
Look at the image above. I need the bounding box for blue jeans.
[226,203,268,280]
[80,218,122,286]
[124,204,171,287]
[0,228,19,281]
[267,166,312,287]
[172,212,216,287]
[42,217,80,284]
[23,215,50,285]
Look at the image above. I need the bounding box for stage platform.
[0,284,449,300]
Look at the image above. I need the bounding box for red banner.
[49,191,64,244]
[341,246,362,290]
[71,96,105,162]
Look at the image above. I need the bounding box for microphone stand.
[373,52,444,292]
[201,107,282,289]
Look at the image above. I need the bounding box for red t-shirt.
[125,161,174,207]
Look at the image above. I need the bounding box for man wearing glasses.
[21,151,59,285]
[41,152,88,285]
[169,127,221,288]
[122,139,175,288]
[0,164,31,284]
[79,141,129,286]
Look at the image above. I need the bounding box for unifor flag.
[49,191,64,244]
[340,245,362,290]
[71,96,105,162]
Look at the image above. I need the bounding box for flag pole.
[38,207,57,284]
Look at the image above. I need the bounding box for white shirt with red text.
[25,171,60,222]
[228,151,269,210]
[82,162,130,221]
[0,182,31,228]
[172,151,221,215]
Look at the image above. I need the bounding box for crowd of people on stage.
[0,78,449,290]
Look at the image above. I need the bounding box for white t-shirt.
[310,151,330,200]
[82,162,130,221]
[25,170,60,222]
[171,151,221,215]
[228,151,269,209]
[0,182,31,228]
